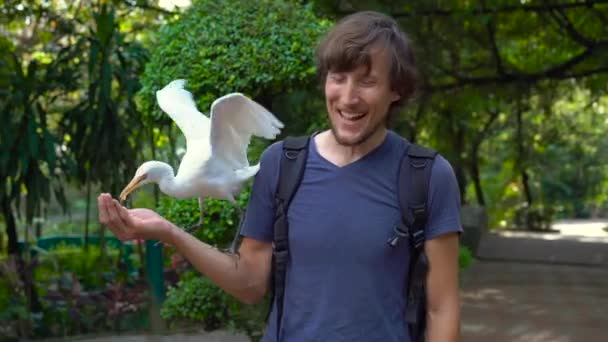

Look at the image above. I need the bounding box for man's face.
[324,48,400,147]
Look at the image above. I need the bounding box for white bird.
[119,79,284,232]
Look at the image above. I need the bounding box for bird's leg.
[184,197,205,234]
[228,206,246,254]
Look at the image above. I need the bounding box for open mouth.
[339,110,366,121]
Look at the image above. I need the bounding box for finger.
[99,194,114,224]
[107,198,128,237]
[114,200,136,228]
[99,195,125,239]
[97,195,108,224]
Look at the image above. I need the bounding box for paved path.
[475,219,608,266]
[462,219,608,341]
[461,260,608,342]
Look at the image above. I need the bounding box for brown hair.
[315,11,421,113]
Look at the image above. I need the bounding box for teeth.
[340,110,365,120]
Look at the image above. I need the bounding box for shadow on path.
[461,260,608,342]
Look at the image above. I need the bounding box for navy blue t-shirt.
[240,130,462,342]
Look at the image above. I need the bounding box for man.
[98,11,461,342]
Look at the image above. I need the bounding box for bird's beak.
[120,174,147,201]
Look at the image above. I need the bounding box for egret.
[119,79,284,234]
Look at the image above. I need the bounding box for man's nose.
[342,81,360,106]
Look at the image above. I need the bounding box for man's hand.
[97,193,173,243]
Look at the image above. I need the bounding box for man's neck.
[315,128,388,167]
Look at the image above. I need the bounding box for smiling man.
[98,10,462,342]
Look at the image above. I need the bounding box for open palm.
[98,193,172,243]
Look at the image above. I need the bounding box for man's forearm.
[426,299,460,342]
[165,223,267,304]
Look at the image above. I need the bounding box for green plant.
[459,246,474,271]
[513,202,555,231]
[157,186,251,249]
[138,0,331,123]
[160,272,237,330]
[0,257,31,338]
[160,271,267,339]
[34,243,138,290]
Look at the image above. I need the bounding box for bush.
[138,0,331,125]
[459,246,474,271]
[160,272,236,330]
[513,202,555,231]
[0,243,147,340]
[35,243,139,289]
[160,271,267,340]
[157,186,251,249]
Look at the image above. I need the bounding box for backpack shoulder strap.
[275,136,310,205]
[269,135,310,341]
[388,142,437,249]
[401,143,437,250]
[389,140,437,342]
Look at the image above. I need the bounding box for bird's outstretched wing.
[156,79,211,141]
[209,93,284,169]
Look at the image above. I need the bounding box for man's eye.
[361,78,376,86]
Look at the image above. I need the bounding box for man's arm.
[424,232,461,342]
[100,194,273,305]
[167,225,273,304]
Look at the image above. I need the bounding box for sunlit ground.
[497,219,608,243]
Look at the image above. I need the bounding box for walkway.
[462,219,608,341]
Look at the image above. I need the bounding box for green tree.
[138,0,331,134]
[60,3,149,247]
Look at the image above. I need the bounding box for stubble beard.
[329,116,387,147]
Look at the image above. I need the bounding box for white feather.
[122,79,284,209]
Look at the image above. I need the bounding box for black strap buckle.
[284,149,299,160]
[412,230,425,249]
[387,221,409,247]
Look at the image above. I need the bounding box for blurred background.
[1,0,607,341]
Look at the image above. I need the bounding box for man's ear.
[390,91,401,103]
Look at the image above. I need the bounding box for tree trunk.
[84,172,91,250]
[516,101,533,205]
[442,109,467,204]
[35,206,42,239]
[3,199,19,256]
[469,145,486,206]
[454,123,467,205]
[521,170,533,204]
[407,95,428,143]
[468,109,499,206]
[1,199,42,314]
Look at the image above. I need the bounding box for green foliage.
[138,0,332,123]
[0,243,147,339]
[157,186,251,248]
[60,3,150,196]
[160,272,237,330]
[0,258,30,338]
[459,246,474,271]
[34,243,140,289]
[0,35,75,232]
[160,271,267,340]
